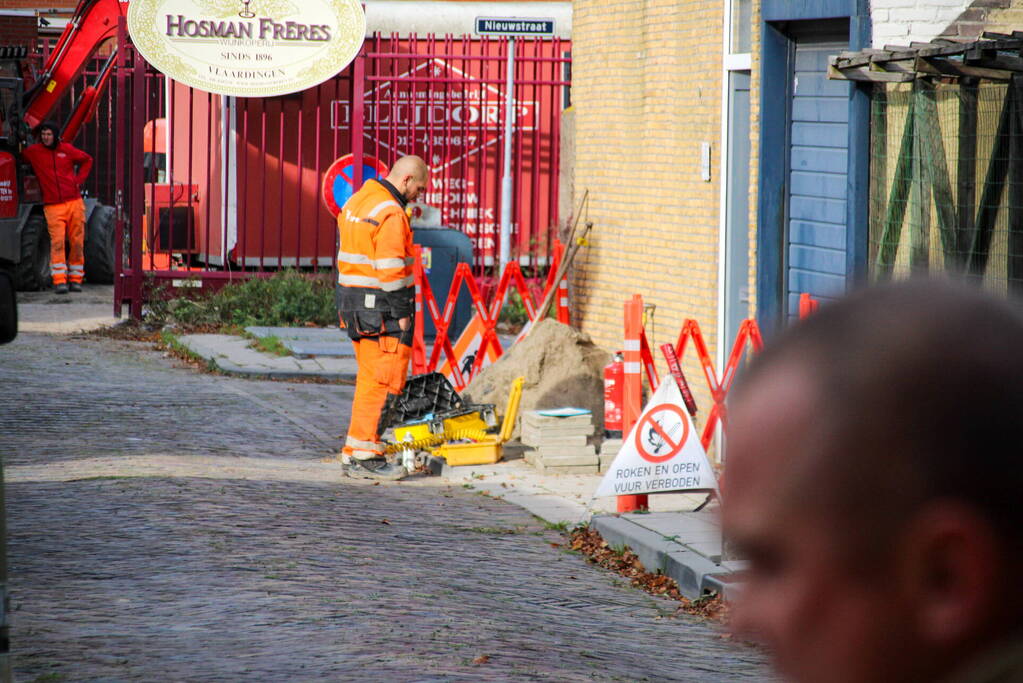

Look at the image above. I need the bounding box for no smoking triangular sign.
[595,378,719,498]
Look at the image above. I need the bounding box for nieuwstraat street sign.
[474,17,555,37]
[128,0,366,97]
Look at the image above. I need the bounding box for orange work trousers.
[44,198,85,286]
[342,335,412,460]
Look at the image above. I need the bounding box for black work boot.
[69,282,82,292]
[342,457,408,481]
[54,283,68,295]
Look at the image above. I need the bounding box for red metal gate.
[353,35,569,266]
[112,21,569,318]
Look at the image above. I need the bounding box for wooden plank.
[879,60,917,74]
[791,219,846,250]
[789,244,847,275]
[956,79,978,267]
[836,37,1023,82]
[962,54,1023,73]
[915,79,958,269]
[968,79,1015,276]
[1010,82,1023,294]
[793,97,849,123]
[910,82,931,273]
[875,93,916,277]
[834,54,873,69]
[791,121,848,148]
[870,87,888,271]
[828,65,914,82]
[916,56,1014,80]
[791,169,847,199]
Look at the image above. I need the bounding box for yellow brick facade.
[570,0,726,414]
[747,0,761,319]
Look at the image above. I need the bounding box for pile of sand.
[463,319,611,437]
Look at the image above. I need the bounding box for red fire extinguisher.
[604,351,624,438]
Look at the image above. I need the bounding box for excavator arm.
[23,0,128,131]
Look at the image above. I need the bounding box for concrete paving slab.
[536,463,598,475]
[176,334,358,380]
[626,511,720,537]
[534,454,599,466]
[245,326,346,341]
[535,445,597,457]
[523,434,589,446]
[284,341,355,358]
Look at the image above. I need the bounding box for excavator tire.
[84,204,116,284]
[16,215,50,291]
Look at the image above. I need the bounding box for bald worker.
[724,280,1023,683]
[336,156,429,480]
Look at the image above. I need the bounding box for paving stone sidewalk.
[170,324,743,600]
[0,332,770,681]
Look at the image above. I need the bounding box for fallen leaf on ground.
[472,655,490,665]
[568,526,730,623]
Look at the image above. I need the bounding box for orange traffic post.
[553,241,570,324]
[618,294,649,513]
[799,292,820,319]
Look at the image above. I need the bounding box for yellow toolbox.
[434,377,524,466]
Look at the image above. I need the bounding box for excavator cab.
[0,47,28,151]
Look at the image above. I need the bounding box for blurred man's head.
[386,155,429,203]
[36,121,60,149]
[724,279,1023,683]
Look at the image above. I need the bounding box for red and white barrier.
[411,241,567,390]
[616,294,765,512]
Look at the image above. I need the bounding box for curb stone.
[591,515,741,601]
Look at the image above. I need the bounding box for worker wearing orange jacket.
[337,155,429,480]
[22,121,93,294]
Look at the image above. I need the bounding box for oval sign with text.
[128,0,366,97]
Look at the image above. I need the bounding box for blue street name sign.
[474,17,555,36]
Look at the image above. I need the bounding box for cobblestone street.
[0,333,769,681]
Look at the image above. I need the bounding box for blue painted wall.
[756,0,871,335]
[786,40,850,316]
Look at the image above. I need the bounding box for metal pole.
[499,37,515,271]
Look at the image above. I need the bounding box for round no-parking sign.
[321,154,390,217]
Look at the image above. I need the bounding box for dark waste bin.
[413,227,473,341]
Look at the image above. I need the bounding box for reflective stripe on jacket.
[336,180,414,293]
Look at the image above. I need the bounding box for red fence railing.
[100,25,569,317]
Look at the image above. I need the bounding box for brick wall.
[870,0,973,47]
[0,13,37,48]
[570,0,724,411]
[939,0,1023,39]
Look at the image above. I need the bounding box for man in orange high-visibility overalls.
[22,121,93,294]
[337,156,429,480]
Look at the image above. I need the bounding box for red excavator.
[0,0,127,290]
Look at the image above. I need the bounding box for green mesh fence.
[870,79,1023,294]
